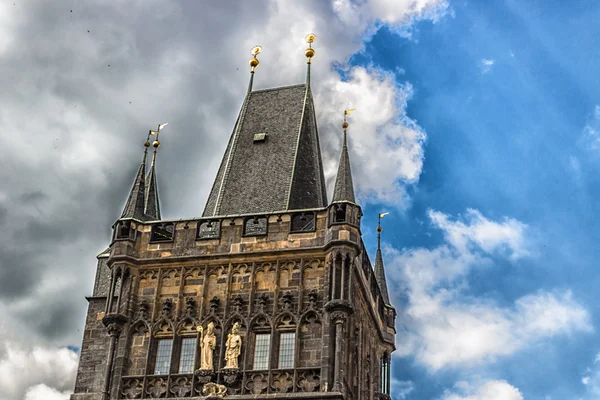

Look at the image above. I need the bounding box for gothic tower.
[71,36,396,400]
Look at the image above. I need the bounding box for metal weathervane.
[378,212,389,230]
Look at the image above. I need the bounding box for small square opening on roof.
[253,132,267,143]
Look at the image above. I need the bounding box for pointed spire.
[120,138,149,220]
[304,33,316,86]
[248,45,261,93]
[332,109,356,203]
[375,213,391,305]
[144,124,167,220]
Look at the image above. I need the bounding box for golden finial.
[377,212,389,233]
[148,123,168,150]
[343,108,356,130]
[305,33,316,63]
[249,45,262,72]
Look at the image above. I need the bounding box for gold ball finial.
[144,140,151,148]
[250,45,262,71]
[153,140,160,148]
[304,33,316,63]
[377,225,383,232]
[342,121,349,130]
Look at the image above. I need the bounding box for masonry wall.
[71,207,395,400]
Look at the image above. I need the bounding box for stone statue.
[224,322,242,369]
[197,322,216,370]
[202,382,227,397]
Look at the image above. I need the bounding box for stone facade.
[72,208,395,399]
[71,56,396,399]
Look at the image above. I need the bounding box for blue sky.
[357,1,600,398]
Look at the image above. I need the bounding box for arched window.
[380,353,390,395]
[154,339,173,375]
[249,315,270,370]
[275,313,296,369]
[151,321,174,375]
[335,204,346,223]
[176,319,197,374]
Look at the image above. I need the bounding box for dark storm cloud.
[0,0,274,347]
[0,0,431,354]
[23,295,83,341]
[0,247,38,299]
[0,205,7,224]
[19,191,47,204]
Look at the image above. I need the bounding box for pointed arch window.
[253,333,271,370]
[380,354,390,395]
[178,337,197,374]
[277,332,295,369]
[153,339,173,375]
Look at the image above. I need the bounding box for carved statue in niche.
[197,322,216,370]
[224,322,242,369]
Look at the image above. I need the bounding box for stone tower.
[70,37,396,400]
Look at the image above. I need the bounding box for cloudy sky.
[1,0,600,399]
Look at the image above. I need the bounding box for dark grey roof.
[203,84,327,217]
[144,155,161,220]
[331,131,356,203]
[374,233,391,305]
[120,150,147,220]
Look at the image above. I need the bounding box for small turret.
[329,109,361,227]
[375,213,391,305]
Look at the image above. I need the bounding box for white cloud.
[0,343,78,400]
[318,68,425,203]
[442,380,523,400]
[480,58,495,73]
[25,384,71,400]
[0,0,449,398]
[429,208,529,259]
[391,378,415,398]
[388,209,591,370]
[242,0,446,205]
[580,352,600,399]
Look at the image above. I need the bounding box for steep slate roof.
[203,84,328,217]
[121,150,148,220]
[331,131,356,204]
[144,159,161,220]
[374,232,391,305]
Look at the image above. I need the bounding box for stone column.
[101,313,128,400]
[325,297,353,394]
[331,312,346,392]
[331,258,337,299]
[340,256,347,300]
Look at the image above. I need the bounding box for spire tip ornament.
[377,212,389,232]
[304,33,317,85]
[343,108,356,131]
[304,33,316,63]
[249,45,262,71]
[248,45,262,92]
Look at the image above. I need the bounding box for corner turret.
[328,110,361,228]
